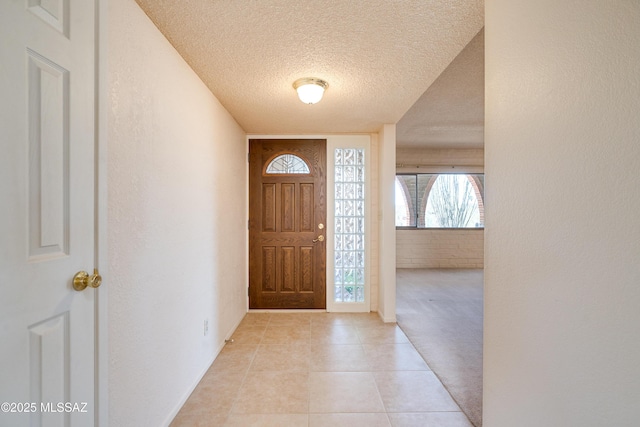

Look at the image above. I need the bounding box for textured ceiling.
[397,28,484,148]
[134,0,484,136]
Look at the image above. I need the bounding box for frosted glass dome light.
[293,78,328,104]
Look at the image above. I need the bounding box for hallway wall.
[108,0,247,425]
[485,2,640,426]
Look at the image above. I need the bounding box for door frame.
[96,0,109,425]
[248,138,327,309]
[246,135,373,314]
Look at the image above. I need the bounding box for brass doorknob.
[312,235,325,243]
[73,269,102,291]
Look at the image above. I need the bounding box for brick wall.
[396,229,484,268]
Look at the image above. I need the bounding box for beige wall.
[396,147,484,268]
[108,0,247,425]
[485,1,640,425]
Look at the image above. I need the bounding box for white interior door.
[0,1,99,426]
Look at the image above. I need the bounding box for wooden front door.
[249,139,326,309]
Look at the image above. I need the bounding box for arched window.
[265,154,310,174]
[425,174,481,227]
[395,173,484,228]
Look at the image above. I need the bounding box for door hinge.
[247,153,250,163]
[247,220,250,230]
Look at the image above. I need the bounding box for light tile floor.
[170,312,473,427]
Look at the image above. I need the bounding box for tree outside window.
[395,173,484,228]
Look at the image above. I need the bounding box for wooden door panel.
[262,184,276,232]
[249,139,326,309]
[300,246,314,292]
[281,246,296,291]
[262,247,277,291]
[300,183,314,232]
[281,184,295,232]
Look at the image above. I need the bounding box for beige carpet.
[396,269,483,427]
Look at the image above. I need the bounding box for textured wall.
[485,1,640,426]
[108,0,246,425]
[396,229,483,269]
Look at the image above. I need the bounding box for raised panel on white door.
[29,313,70,427]
[27,49,70,262]
[1,0,98,424]
[28,0,69,37]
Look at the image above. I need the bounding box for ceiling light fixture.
[293,77,328,104]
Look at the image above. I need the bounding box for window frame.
[263,152,312,175]
[395,172,485,230]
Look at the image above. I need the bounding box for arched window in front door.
[265,154,310,174]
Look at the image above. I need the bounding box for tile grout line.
[368,360,392,425]
[223,313,269,426]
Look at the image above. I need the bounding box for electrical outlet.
[204,319,209,336]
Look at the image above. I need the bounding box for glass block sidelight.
[334,148,365,302]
